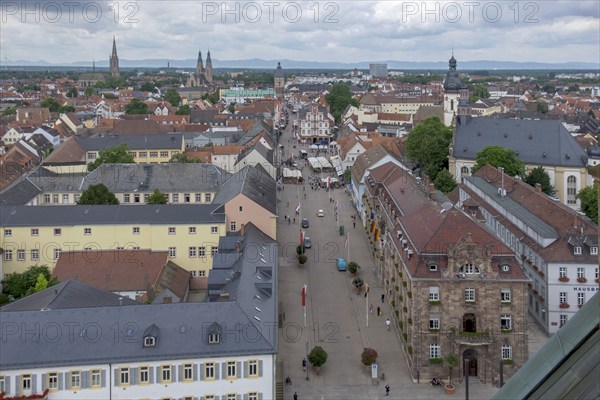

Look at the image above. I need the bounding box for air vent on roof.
[463,146,467,152]
[528,134,532,140]
[84,209,89,214]
[503,133,508,138]
[565,154,570,159]
[543,152,547,158]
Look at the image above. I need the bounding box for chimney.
[235,241,241,253]
[119,297,123,305]
[534,183,542,192]
[240,223,245,236]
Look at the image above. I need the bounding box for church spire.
[109,36,120,78]
[197,50,204,76]
[205,49,213,83]
[112,36,118,58]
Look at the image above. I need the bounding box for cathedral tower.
[196,50,204,77]
[205,50,213,83]
[109,37,120,78]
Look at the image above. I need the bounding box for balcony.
[448,328,494,345]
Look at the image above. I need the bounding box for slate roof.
[453,116,588,167]
[81,163,231,193]
[43,136,86,165]
[0,178,41,205]
[213,165,276,215]
[0,280,140,312]
[112,119,163,135]
[0,301,276,370]
[79,134,184,151]
[350,143,394,183]
[0,204,225,227]
[237,143,275,166]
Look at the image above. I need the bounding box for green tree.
[170,153,200,163]
[84,87,95,96]
[308,346,328,367]
[567,85,579,93]
[472,146,525,177]
[103,93,118,100]
[406,117,453,181]
[433,168,457,194]
[164,88,181,107]
[140,81,157,93]
[124,98,149,115]
[227,102,236,114]
[361,348,378,366]
[536,103,548,114]
[40,97,61,112]
[1,107,16,116]
[147,188,167,204]
[66,87,78,98]
[202,91,220,104]
[588,109,596,119]
[576,184,598,223]
[1,265,58,299]
[78,183,119,205]
[469,83,490,103]
[87,144,135,171]
[34,273,49,293]
[343,169,351,184]
[176,104,190,115]
[525,166,555,195]
[325,83,358,124]
[59,105,76,113]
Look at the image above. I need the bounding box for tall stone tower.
[205,50,213,83]
[196,50,204,77]
[274,62,285,97]
[109,37,120,78]
[443,52,468,126]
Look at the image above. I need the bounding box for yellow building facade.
[0,204,225,278]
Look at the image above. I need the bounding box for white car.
[317,209,324,217]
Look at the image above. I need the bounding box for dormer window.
[144,336,156,347]
[209,332,220,344]
[590,247,598,255]
[574,246,582,255]
[142,323,159,348]
[459,264,480,275]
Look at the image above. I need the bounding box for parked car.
[301,218,309,228]
[304,237,312,248]
[317,209,324,217]
[337,257,347,271]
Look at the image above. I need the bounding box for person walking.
[302,358,307,371]
[377,306,381,316]
[294,391,298,400]
[386,318,391,331]
[353,221,356,229]
[369,304,373,314]
[385,384,390,397]
[381,293,385,303]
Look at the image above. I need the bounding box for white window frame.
[577,267,585,279]
[429,317,440,330]
[22,374,32,391]
[71,370,81,389]
[168,247,176,258]
[198,247,206,257]
[230,221,237,231]
[211,226,218,234]
[559,314,567,327]
[17,249,25,262]
[161,365,172,383]
[500,314,512,330]
[120,368,130,385]
[183,364,193,381]
[211,246,218,256]
[91,369,101,387]
[429,344,440,359]
[464,288,475,302]
[189,247,197,258]
[249,360,258,377]
[559,292,567,304]
[132,227,140,235]
[577,292,585,306]
[48,372,58,389]
[4,229,12,237]
[31,228,39,236]
[501,345,512,360]
[574,246,581,255]
[139,366,149,384]
[501,288,511,302]
[559,267,567,278]
[84,227,92,236]
[428,286,439,301]
[591,247,598,255]
[226,361,236,378]
[189,227,196,234]
[205,363,215,379]
[31,249,39,262]
[4,250,12,261]
[168,227,176,235]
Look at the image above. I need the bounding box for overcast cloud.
[0,0,598,65]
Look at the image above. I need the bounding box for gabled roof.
[453,116,588,167]
[350,143,394,183]
[0,178,41,205]
[213,165,276,215]
[0,280,140,312]
[79,134,184,151]
[237,142,275,165]
[43,136,86,165]
[112,119,163,135]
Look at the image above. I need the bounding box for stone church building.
[187,50,213,86]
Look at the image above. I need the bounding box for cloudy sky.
[1,1,599,65]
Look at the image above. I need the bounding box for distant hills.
[4,58,598,70]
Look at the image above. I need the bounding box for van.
[300,150,308,159]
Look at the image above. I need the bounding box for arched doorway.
[463,313,476,333]
[463,348,478,377]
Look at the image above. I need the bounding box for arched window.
[567,175,577,205]
[461,166,470,177]
[459,264,480,275]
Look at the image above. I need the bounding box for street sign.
[371,363,378,379]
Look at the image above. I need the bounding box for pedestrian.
[377,306,381,316]
[381,293,385,303]
[369,304,373,314]
[353,221,356,229]
[386,318,391,331]
[385,384,390,397]
[293,217,296,224]
[302,358,307,371]
[286,376,292,385]
[288,218,291,225]
[294,392,298,400]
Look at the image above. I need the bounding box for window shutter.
[199,363,204,380]
[31,374,37,393]
[58,373,63,390]
[149,367,154,384]
[4,377,10,396]
[101,370,106,388]
[156,367,161,382]
[215,363,220,380]
[81,371,89,389]
[178,365,183,382]
[243,394,249,400]
[193,363,199,381]
[114,369,119,386]
[41,374,47,390]
[244,361,248,378]
[259,360,263,377]
[171,366,176,381]
[15,376,21,396]
[237,362,241,379]
[258,393,263,400]
[222,363,227,379]
[130,368,137,385]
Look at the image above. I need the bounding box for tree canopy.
[78,183,119,205]
[147,188,167,204]
[525,166,555,195]
[433,168,457,195]
[87,144,135,171]
[1,265,59,299]
[472,146,525,177]
[124,98,149,115]
[40,97,61,112]
[325,82,358,124]
[576,184,598,223]
[140,81,158,93]
[406,117,453,181]
[164,88,181,107]
[66,87,78,98]
[176,104,190,115]
[170,153,200,163]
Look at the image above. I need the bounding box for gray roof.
[0,204,225,227]
[453,116,588,167]
[81,163,231,193]
[237,143,275,166]
[0,178,41,205]
[0,301,276,370]
[213,165,277,215]
[466,176,559,240]
[208,223,278,349]
[492,292,599,400]
[80,134,184,151]
[237,120,273,146]
[0,280,139,312]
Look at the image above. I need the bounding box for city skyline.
[0,1,599,66]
